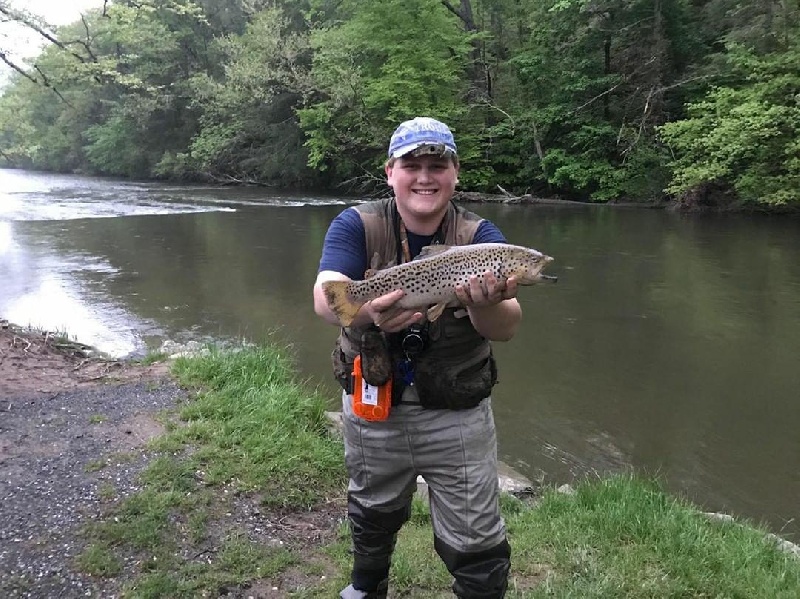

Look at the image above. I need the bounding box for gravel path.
[0,380,189,598]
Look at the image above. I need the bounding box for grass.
[77,544,122,577]
[97,482,117,501]
[76,343,800,597]
[139,351,169,366]
[500,479,800,597]
[85,459,107,473]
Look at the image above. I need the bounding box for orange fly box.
[351,354,392,421]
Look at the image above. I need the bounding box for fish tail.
[322,280,363,327]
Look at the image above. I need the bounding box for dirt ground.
[0,322,170,400]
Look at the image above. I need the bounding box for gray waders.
[340,390,510,598]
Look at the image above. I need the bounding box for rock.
[557,483,576,495]
[159,340,210,359]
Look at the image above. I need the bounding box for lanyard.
[393,201,448,265]
[398,219,413,264]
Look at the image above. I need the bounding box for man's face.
[385,154,459,222]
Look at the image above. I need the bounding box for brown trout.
[322,243,556,327]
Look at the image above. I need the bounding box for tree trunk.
[441,0,490,101]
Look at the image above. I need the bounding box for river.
[2,168,799,539]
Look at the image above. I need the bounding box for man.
[313,117,522,598]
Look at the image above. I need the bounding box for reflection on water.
[3,275,141,357]
[0,213,142,355]
[2,168,800,539]
[0,221,13,256]
[0,168,349,355]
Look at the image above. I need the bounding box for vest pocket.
[414,351,497,410]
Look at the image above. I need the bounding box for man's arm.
[455,272,522,341]
[313,270,353,326]
[312,210,420,332]
[313,210,372,326]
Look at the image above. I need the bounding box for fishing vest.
[331,197,498,410]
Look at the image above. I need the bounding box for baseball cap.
[387,117,457,158]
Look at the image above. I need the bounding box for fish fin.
[414,245,454,260]
[365,253,382,278]
[365,253,393,278]
[427,302,448,322]
[322,280,363,327]
[453,308,469,319]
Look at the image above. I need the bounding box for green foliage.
[84,111,149,177]
[298,0,472,182]
[0,81,40,169]
[504,0,694,201]
[184,7,317,185]
[0,1,211,177]
[660,41,800,206]
[0,34,107,173]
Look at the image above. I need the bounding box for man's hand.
[453,271,522,341]
[455,272,518,308]
[364,289,423,333]
[314,271,423,330]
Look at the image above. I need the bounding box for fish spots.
[339,243,553,311]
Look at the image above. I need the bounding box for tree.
[0,0,221,177]
[184,5,318,185]
[659,40,800,207]
[298,0,473,188]
[501,0,699,200]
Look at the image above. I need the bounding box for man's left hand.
[455,272,518,308]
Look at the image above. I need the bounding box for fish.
[322,242,556,327]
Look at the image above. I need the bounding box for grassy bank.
[78,344,800,597]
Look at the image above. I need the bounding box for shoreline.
[4,165,799,213]
[3,317,799,563]
[453,190,800,214]
[2,323,799,597]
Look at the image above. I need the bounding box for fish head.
[505,246,555,284]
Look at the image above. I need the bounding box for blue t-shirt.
[318,206,507,280]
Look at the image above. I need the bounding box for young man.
[313,117,522,598]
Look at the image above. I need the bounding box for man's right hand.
[363,289,423,333]
[314,272,423,330]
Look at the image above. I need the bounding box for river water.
[2,168,799,538]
